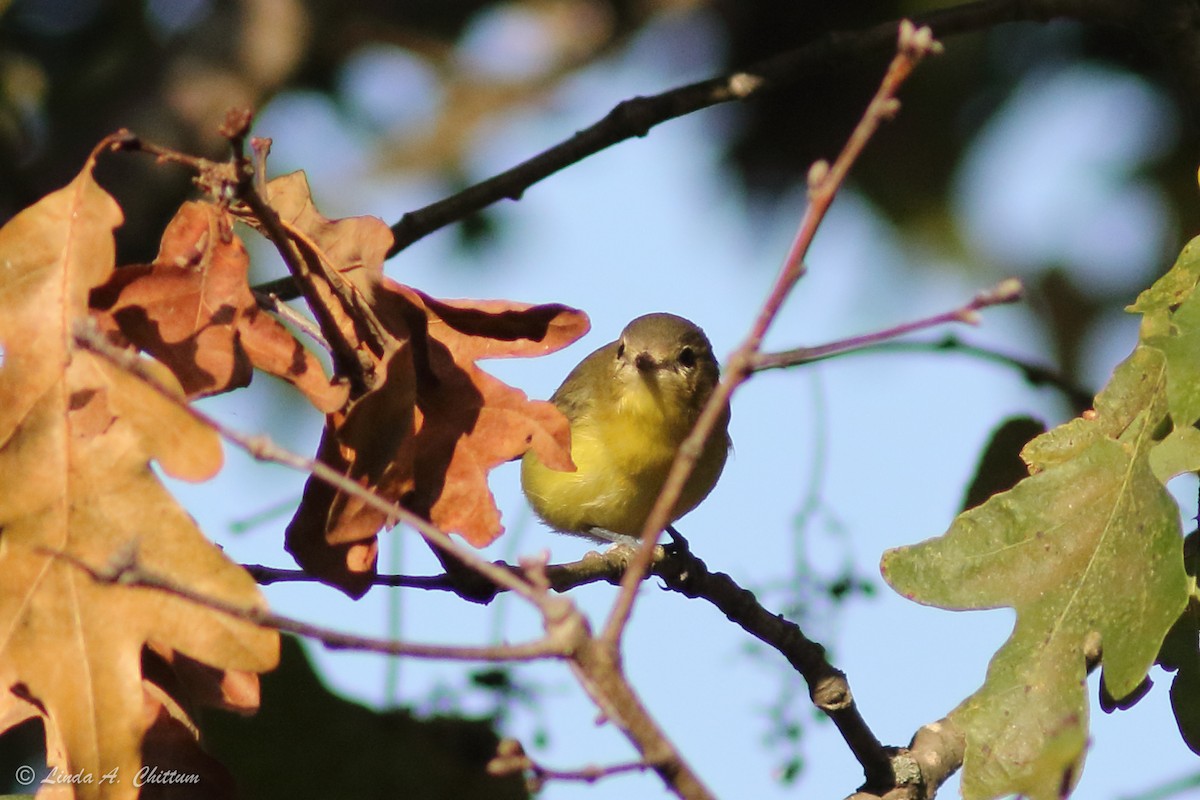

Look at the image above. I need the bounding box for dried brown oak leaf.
[266,173,584,595]
[0,142,279,799]
[90,200,347,411]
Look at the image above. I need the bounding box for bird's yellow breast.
[522,376,727,538]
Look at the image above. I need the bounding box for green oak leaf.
[1131,233,1200,347]
[882,344,1188,800]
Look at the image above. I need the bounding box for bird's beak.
[634,352,657,372]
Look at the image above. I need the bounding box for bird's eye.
[678,346,696,368]
[616,342,625,360]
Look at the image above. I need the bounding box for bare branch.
[242,545,655,596]
[654,540,893,788]
[301,533,895,790]
[843,716,967,800]
[221,118,384,394]
[809,334,1094,412]
[252,290,332,353]
[516,555,718,800]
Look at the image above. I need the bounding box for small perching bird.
[521,313,730,542]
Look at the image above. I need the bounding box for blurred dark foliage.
[715,1,1200,224]
[0,0,643,260]
[201,636,528,800]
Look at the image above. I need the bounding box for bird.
[521,312,730,543]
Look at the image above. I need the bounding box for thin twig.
[221,117,378,393]
[833,334,1094,411]
[242,546,655,595]
[489,738,652,791]
[517,556,717,800]
[108,129,209,173]
[751,279,1024,371]
[51,545,560,662]
[244,562,458,589]
[109,120,372,390]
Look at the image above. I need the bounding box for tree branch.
[826,334,1094,412]
[242,545,657,596]
[251,289,332,355]
[282,534,896,791]
[844,716,967,800]
[504,556,719,800]
[380,0,1131,259]
[222,111,387,393]
[488,738,652,793]
[654,542,894,788]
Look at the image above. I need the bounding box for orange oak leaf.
[268,173,585,594]
[91,201,348,412]
[0,142,279,799]
[380,282,581,540]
